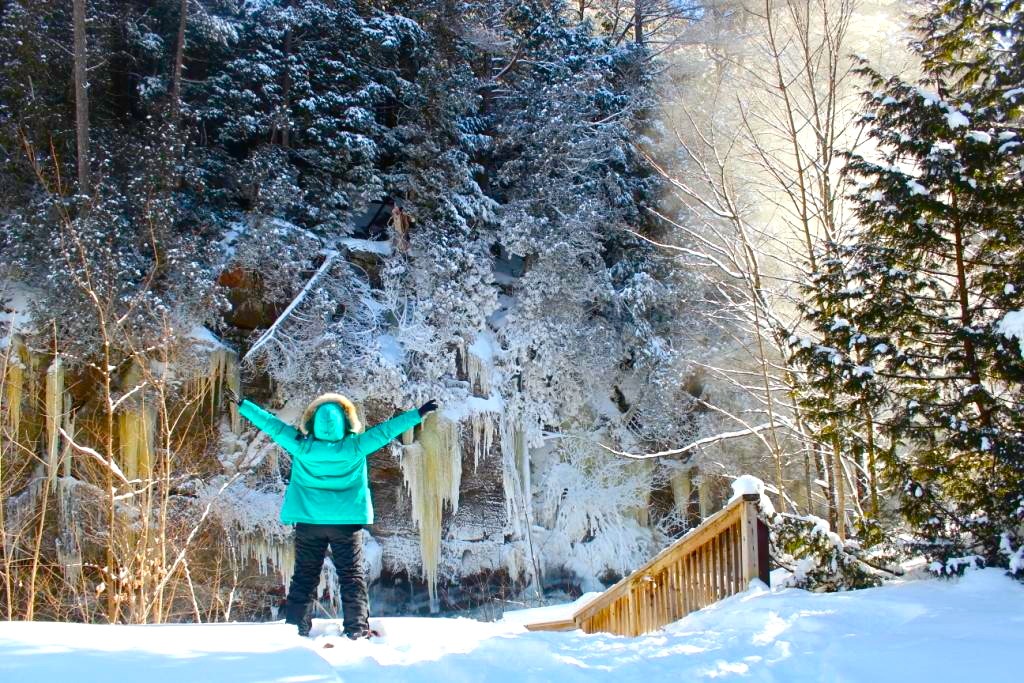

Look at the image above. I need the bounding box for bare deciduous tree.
[634,0,907,534]
[72,0,90,193]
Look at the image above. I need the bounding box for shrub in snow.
[768,513,894,591]
[928,555,984,578]
[1000,528,1024,580]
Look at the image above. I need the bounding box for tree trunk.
[803,449,814,515]
[822,445,836,530]
[171,0,188,121]
[951,197,987,426]
[633,0,644,45]
[863,402,878,516]
[280,4,292,148]
[832,433,845,541]
[72,0,90,193]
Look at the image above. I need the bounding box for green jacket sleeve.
[351,409,422,458]
[238,400,304,457]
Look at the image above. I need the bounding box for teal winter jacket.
[239,395,421,525]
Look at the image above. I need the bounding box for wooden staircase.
[525,493,770,637]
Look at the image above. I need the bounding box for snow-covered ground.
[2,569,1021,682]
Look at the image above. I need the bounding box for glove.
[224,387,242,406]
[418,399,438,417]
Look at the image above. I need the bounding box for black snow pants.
[284,523,368,637]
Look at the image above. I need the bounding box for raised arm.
[238,399,303,455]
[351,409,423,458]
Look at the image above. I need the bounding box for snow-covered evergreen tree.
[839,0,1024,575]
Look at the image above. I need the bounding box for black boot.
[284,598,313,637]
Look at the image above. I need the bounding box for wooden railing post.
[740,493,769,587]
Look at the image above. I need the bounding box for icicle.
[466,351,490,396]
[224,350,241,433]
[183,343,240,429]
[698,470,713,520]
[139,403,154,479]
[238,532,295,589]
[400,413,462,611]
[468,411,497,469]
[463,334,495,397]
[193,346,241,429]
[6,472,42,532]
[207,348,225,422]
[119,403,154,482]
[500,419,531,520]
[3,337,25,436]
[627,459,654,528]
[316,556,341,617]
[520,429,531,511]
[45,357,65,490]
[61,401,74,478]
[185,365,202,415]
[499,417,523,535]
[498,416,542,595]
[119,410,138,482]
[27,353,40,428]
[55,477,83,583]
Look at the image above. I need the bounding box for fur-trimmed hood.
[299,393,363,435]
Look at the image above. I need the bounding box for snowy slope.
[2,569,1021,682]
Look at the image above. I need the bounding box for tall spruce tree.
[838,0,1024,574]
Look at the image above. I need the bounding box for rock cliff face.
[0,331,711,620]
[2,243,712,622]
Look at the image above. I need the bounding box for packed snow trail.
[2,569,1022,682]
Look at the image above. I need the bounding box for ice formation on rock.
[400,413,462,611]
[239,534,296,589]
[188,330,241,433]
[468,412,497,469]
[45,357,66,488]
[499,419,531,537]
[3,337,25,435]
[55,477,84,583]
[199,479,295,588]
[464,334,495,396]
[670,467,693,517]
[118,405,154,482]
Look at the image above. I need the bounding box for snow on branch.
[599,421,791,460]
[110,381,149,412]
[59,427,130,486]
[242,250,338,364]
[626,220,743,279]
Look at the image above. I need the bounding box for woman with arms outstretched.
[229,390,438,639]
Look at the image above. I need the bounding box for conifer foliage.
[830,0,1023,575]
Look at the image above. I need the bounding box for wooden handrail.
[527,493,769,637]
